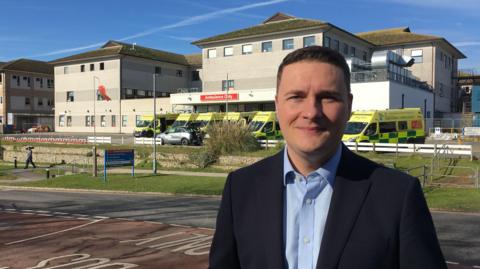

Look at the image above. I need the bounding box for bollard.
[14,157,17,168]
[46,168,50,179]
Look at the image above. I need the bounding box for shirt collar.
[283,143,342,187]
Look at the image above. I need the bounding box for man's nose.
[302,97,323,119]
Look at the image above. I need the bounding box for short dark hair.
[276,46,351,93]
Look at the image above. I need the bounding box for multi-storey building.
[51,41,201,133]
[0,59,54,132]
[170,12,463,121]
[357,27,466,114]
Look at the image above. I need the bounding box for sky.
[0,0,479,71]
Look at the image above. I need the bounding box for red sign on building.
[200,93,239,102]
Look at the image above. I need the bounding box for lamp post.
[92,76,100,177]
[153,73,158,174]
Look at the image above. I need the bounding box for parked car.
[156,127,202,146]
[27,125,51,133]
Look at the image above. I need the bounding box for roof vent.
[131,43,136,50]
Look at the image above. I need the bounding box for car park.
[156,127,202,146]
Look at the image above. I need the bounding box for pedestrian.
[209,46,446,268]
[24,146,36,169]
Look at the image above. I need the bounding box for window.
[303,36,315,47]
[47,79,54,88]
[343,44,349,55]
[379,122,396,133]
[364,123,377,136]
[100,62,104,70]
[111,115,116,127]
[66,91,74,102]
[0,75,2,83]
[362,51,367,61]
[101,115,106,127]
[222,80,234,91]
[0,96,3,104]
[90,63,95,71]
[191,71,200,81]
[40,78,44,88]
[27,77,31,87]
[64,66,69,74]
[282,39,294,50]
[85,116,91,127]
[411,49,423,63]
[155,66,161,74]
[0,116,3,124]
[25,97,30,105]
[242,44,252,54]
[263,122,273,133]
[350,46,356,57]
[81,65,85,72]
[122,115,128,127]
[91,116,95,126]
[67,116,72,127]
[261,41,272,52]
[136,115,142,127]
[207,49,217,58]
[59,115,65,127]
[47,99,52,106]
[38,98,43,106]
[333,40,340,51]
[224,46,233,56]
[398,121,408,130]
[176,70,183,77]
[16,76,20,86]
[323,36,331,48]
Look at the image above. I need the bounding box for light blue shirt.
[283,145,342,269]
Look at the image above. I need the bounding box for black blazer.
[209,146,446,269]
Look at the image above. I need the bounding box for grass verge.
[8,173,226,195]
[424,187,480,212]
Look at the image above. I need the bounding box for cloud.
[31,0,287,58]
[454,41,480,47]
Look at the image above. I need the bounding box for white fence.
[87,136,112,144]
[258,140,284,149]
[134,137,163,145]
[344,142,473,159]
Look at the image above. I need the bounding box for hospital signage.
[200,93,239,102]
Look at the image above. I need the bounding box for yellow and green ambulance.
[342,108,425,143]
[133,113,179,137]
[248,111,282,140]
[171,113,198,129]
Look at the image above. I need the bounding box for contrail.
[32,0,288,58]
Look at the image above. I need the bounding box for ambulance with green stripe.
[342,108,425,143]
[248,111,283,140]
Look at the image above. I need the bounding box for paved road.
[0,188,479,267]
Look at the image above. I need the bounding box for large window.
[411,49,423,63]
[90,63,95,71]
[66,91,74,102]
[176,70,183,77]
[224,46,233,56]
[81,65,85,72]
[282,39,294,50]
[333,40,340,51]
[207,49,217,58]
[261,41,272,52]
[323,36,331,48]
[67,116,72,127]
[100,62,105,70]
[101,115,106,127]
[111,115,116,127]
[191,71,200,81]
[303,36,315,47]
[242,44,252,54]
[122,115,128,127]
[59,115,65,127]
[222,80,234,91]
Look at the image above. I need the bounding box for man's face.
[275,60,352,161]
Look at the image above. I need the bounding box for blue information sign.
[103,149,134,182]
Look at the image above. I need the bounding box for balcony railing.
[351,69,432,91]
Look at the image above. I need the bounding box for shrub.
[189,149,218,168]
[205,121,260,154]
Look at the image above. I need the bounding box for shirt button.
[303,237,310,244]
[306,199,312,205]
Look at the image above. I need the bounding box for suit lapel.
[256,150,285,268]
[316,147,372,269]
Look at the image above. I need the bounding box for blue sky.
[1,0,479,70]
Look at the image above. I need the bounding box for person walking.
[24,146,36,169]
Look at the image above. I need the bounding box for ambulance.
[248,111,282,140]
[133,113,179,137]
[171,113,198,128]
[191,112,224,131]
[342,108,425,143]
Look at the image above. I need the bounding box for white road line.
[72,214,88,217]
[197,227,215,231]
[37,214,52,217]
[145,221,163,225]
[76,217,89,220]
[93,216,109,219]
[170,224,191,228]
[21,210,34,212]
[5,218,105,245]
[473,265,480,268]
[53,212,68,215]
[117,218,134,221]
[58,216,74,219]
[34,210,51,214]
[446,261,459,265]
[4,209,15,211]
[20,212,34,215]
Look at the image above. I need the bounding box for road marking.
[145,221,163,225]
[58,216,74,219]
[21,210,34,212]
[34,210,51,214]
[447,261,459,265]
[117,218,134,221]
[53,212,68,215]
[20,212,34,215]
[37,214,52,217]
[170,224,191,228]
[473,266,480,268]
[5,218,105,245]
[72,214,88,218]
[93,216,109,219]
[4,209,15,211]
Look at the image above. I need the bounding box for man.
[209,46,446,269]
[24,146,36,169]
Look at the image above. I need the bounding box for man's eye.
[287,96,301,100]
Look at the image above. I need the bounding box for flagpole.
[93,76,99,177]
[226,73,229,117]
[153,73,157,175]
